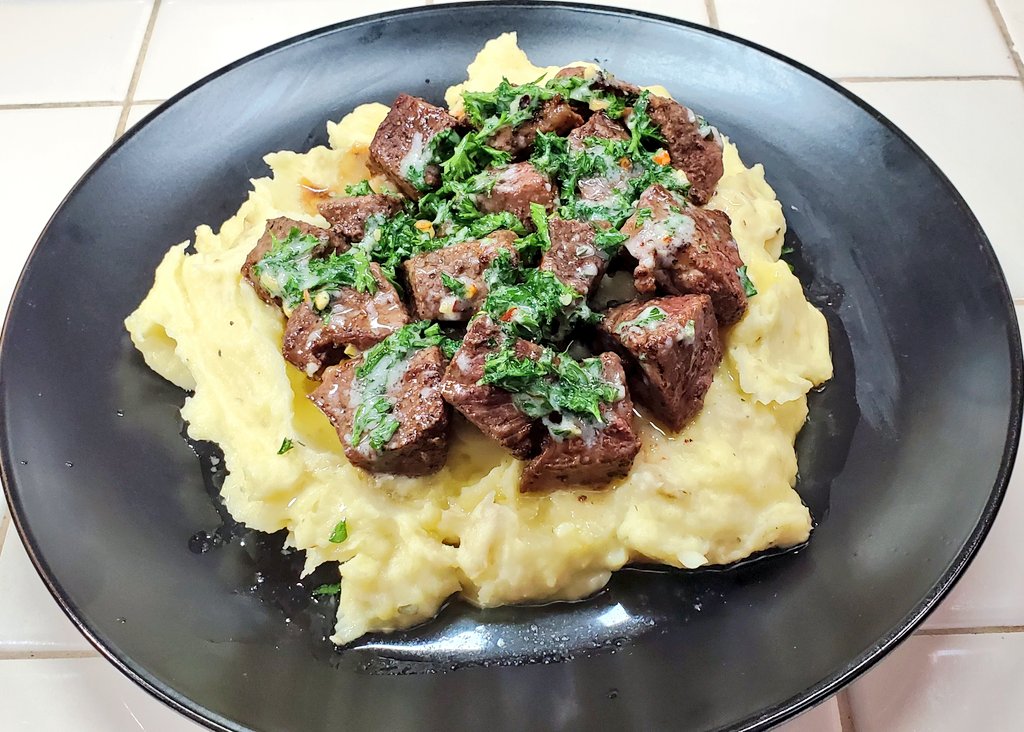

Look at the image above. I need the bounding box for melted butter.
[299,177,332,216]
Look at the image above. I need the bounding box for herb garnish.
[313,583,341,596]
[441,272,467,298]
[253,227,377,312]
[329,519,349,543]
[480,346,623,435]
[348,322,451,452]
[614,305,667,334]
[277,438,294,455]
[737,265,758,297]
[482,250,596,342]
[344,180,374,197]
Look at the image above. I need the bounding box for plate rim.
[1,2,1021,730]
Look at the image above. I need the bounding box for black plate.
[1,3,1021,731]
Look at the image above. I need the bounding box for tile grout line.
[0,650,100,661]
[837,689,857,732]
[704,0,719,29]
[916,624,1024,636]
[835,74,1019,83]
[985,0,1024,88]
[0,100,124,111]
[114,0,163,139]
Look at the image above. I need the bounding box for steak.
[318,193,403,245]
[540,218,608,296]
[599,295,722,431]
[646,94,724,205]
[310,346,449,476]
[621,184,747,325]
[403,231,518,322]
[281,263,409,378]
[520,352,640,491]
[440,315,542,459]
[489,96,583,157]
[476,162,556,229]
[241,217,330,305]
[368,94,459,200]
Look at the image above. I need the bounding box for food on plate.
[125,33,833,644]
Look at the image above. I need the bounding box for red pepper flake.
[500,307,518,322]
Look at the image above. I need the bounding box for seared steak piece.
[599,295,722,431]
[368,94,459,200]
[441,315,542,459]
[310,346,449,476]
[403,231,518,322]
[476,162,556,228]
[489,96,583,157]
[646,95,723,205]
[621,184,747,325]
[242,217,330,305]
[555,66,587,80]
[318,193,403,245]
[540,219,607,296]
[567,111,629,150]
[565,111,634,206]
[520,352,640,492]
[591,70,642,98]
[281,263,409,378]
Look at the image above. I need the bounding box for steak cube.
[476,162,556,229]
[318,193,403,246]
[310,346,449,476]
[489,96,583,157]
[599,295,722,431]
[566,110,629,150]
[242,217,330,305]
[621,184,747,325]
[646,95,724,205]
[441,315,542,459]
[403,231,518,322]
[540,219,608,296]
[282,263,409,378]
[368,94,459,200]
[520,352,640,492]
[566,112,635,207]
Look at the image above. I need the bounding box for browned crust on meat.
[599,294,722,431]
[241,217,330,305]
[310,346,450,476]
[646,95,724,205]
[318,194,403,246]
[403,231,518,322]
[368,94,459,200]
[440,315,542,459]
[476,162,556,229]
[540,219,608,296]
[519,352,640,492]
[622,184,747,325]
[281,263,409,378]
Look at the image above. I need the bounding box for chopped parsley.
[480,346,623,434]
[737,265,758,297]
[614,305,667,334]
[349,322,450,452]
[441,272,467,298]
[625,90,664,157]
[329,519,349,543]
[355,213,443,285]
[482,250,596,342]
[277,438,294,455]
[253,227,377,312]
[313,583,341,596]
[344,180,374,197]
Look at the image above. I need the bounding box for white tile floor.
[0,1,1022,730]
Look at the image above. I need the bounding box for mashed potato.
[125,33,832,644]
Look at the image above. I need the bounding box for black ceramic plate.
[1,3,1021,731]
